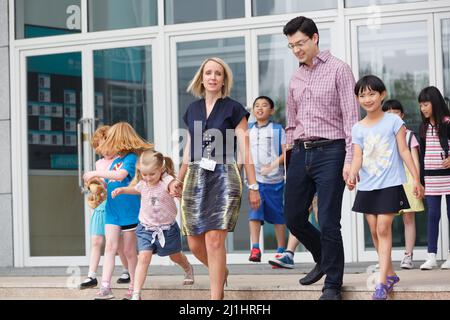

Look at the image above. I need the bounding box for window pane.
[252,0,337,16]
[357,21,429,249]
[27,52,84,256]
[93,46,154,142]
[442,19,450,103]
[88,0,157,32]
[15,0,81,39]
[345,0,425,8]
[257,30,330,251]
[165,0,244,25]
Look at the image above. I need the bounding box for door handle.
[77,118,94,194]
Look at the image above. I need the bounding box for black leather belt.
[294,138,335,149]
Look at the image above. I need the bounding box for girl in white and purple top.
[112,150,194,300]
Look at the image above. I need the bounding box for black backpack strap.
[440,121,450,158]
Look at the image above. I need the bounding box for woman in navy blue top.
[175,57,260,300]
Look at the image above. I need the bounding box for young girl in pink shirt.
[112,150,194,300]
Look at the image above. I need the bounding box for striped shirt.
[424,124,450,195]
[285,50,360,163]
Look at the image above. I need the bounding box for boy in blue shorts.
[248,96,287,262]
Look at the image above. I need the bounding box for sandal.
[372,283,388,300]
[386,275,400,293]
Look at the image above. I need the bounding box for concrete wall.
[0,0,13,267]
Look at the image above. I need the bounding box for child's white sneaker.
[420,253,438,270]
[441,254,450,269]
[400,253,414,269]
[183,264,195,285]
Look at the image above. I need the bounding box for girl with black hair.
[347,75,424,300]
[418,86,450,270]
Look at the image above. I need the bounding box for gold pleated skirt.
[181,163,242,236]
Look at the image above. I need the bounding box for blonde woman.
[173,57,260,300]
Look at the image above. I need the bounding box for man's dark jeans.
[284,140,346,290]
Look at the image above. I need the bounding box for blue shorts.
[136,222,182,257]
[90,201,106,236]
[248,181,285,225]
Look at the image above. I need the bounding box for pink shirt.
[95,157,116,185]
[134,177,177,228]
[423,124,450,195]
[406,129,419,149]
[95,157,115,171]
[285,50,360,163]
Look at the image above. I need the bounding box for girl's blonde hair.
[97,122,153,157]
[91,125,110,155]
[187,57,233,98]
[131,150,175,186]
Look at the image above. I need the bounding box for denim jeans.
[425,195,450,254]
[284,140,346,290]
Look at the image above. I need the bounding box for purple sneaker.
[372,283,388,300]
[386,275,400,293]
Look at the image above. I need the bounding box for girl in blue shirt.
[347,75,424,300]
[83,122,153,300]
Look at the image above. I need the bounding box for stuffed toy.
[86,178,107,209]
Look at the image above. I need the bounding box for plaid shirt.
[285,50,360,163]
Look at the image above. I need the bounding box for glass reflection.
[15,0,81,39]
[93,46,154,142]
[252,0,337,16]
[88,0,157,32]
[442,19,450,103]
[165,0,244,25]
[345,0,424,8]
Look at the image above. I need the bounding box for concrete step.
[1,269,450,300]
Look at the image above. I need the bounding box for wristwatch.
[247,183,259,191]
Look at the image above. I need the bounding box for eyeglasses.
[287,38,310,50]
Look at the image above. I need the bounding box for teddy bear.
[86,178,107,209]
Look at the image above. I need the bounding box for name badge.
[199,158,217,171]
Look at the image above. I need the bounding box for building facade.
[1,0,450,267]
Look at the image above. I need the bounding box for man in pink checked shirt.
[282,16,360,300]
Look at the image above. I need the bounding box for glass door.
[350,14,436,262]
[434,11,450,260]
[24,48,87,266]
[21,40,156,266]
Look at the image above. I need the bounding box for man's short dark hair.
[253,96,275,109]
[283,16,319,44]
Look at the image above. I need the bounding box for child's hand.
[412,181,425,199]
[83,171,97,183]
[443,157,450,169]
[346,174,358,191]
[111,188,123,199]
[169,180,183,198]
